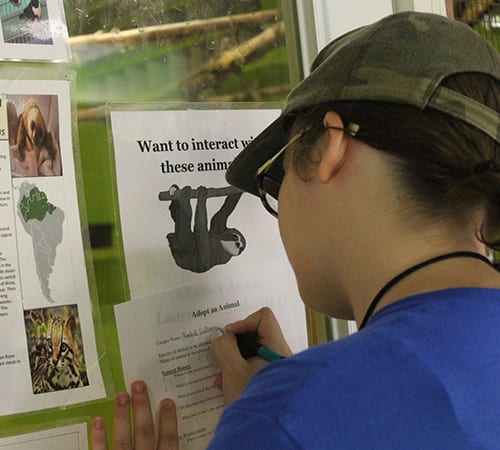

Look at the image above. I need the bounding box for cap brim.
[226,114,287,197]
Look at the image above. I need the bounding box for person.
[91,11,500,449]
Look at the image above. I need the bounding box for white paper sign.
[0,422,88,449]
[115,263,305,450]
[110,106,308,448]
[109,107,302,302]
[0,79,105,416]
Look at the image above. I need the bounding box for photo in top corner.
[0,0,53,45]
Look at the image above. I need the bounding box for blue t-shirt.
[208,288,500,449]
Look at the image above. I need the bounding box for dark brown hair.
[291,73,500,249]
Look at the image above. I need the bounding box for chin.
[299,286,354,320]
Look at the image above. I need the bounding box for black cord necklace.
[358,251,494,330]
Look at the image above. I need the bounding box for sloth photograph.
[8,94,62,177]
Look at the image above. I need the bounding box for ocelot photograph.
[24,304,89,394]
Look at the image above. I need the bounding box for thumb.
[212,332,243,370]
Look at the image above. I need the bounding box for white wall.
[295,0,394,73]
[296,0,447,74]
[313,0,394,46]
[394,0,447,15]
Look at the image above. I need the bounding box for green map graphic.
[19,187,56,222]
[18,183,65,303]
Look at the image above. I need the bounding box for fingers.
[213,371,223,389]
[112,392,132,450]
[211,307,293,405]
[212,332,245,371]
[91,417,108,450]
[157,399,179,450]
[212,332,245,380]
[131,380,156,450]
[224,307,270,334]
[92,382,179,450]
[212,332,246,405]
[226,307,293,356]
[225,306,280,339]
[212,332,266,405]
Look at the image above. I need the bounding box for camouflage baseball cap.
[226,11,500,197]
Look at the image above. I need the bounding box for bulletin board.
[0,1,304,448]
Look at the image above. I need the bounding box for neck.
[320,142,500,325]
[358,251,496,329]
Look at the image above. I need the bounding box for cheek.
[277,172,335,314]
[277,174,297,256]
[278,174,312,280]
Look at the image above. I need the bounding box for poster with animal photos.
[0,0,70,61]
[0,78,105,416]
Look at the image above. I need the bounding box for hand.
[91,380,179,450]
[212,307,292,405]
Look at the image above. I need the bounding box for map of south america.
[18,183,65,303]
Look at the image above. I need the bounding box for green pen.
[235,333,285,362]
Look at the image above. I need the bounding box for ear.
[317,111,349,183]
[45,131,56,159]
[16,113,26,158]
[66,315,76,332]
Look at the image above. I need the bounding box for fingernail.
[161,398,174,410]
[93,418,104,430]
[116,392,129,406]
[132,380,146,394]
